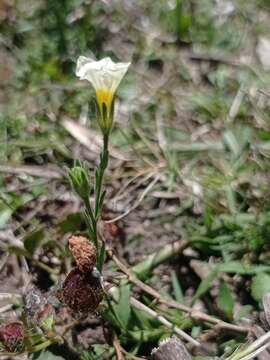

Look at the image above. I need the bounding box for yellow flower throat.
[95,88,114,113]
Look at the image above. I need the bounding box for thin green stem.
[84,196,98,252]
[95,133,109,218]
[28,337,62,353]
[82,133,109,272]
[225,331,270,360]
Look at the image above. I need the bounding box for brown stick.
[129,296,200,346]
[113,335,124,360]
[0,164,63,179]
[109,250,249,334]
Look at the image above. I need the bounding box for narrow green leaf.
[217,282,234,319]
[251,273,270,301]
[97,241,106,272]
[24,229,44,255]
[171,270,184,303]
[58,212,83,233]
[98,190,106,213]
[111,283,131,330]
[192,268,218,303]
[218,262,270,275]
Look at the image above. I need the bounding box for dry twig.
[106,174,161,223]
[0,164,63,179]
[129,297,200,347]
[112,335,125,360]
[109,250,249,334]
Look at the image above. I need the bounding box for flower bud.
[57,267,104,315]
[68,164,91,200]
[69,235,96,273]
[0,322,25,353]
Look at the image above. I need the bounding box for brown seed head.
[69,235,96,273]
[0,322,25,353]
[58,267,104,314]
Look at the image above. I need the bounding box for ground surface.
[1,0,270,359]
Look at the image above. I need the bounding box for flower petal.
[76,56,130,93]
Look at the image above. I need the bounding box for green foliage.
[171,270,184,303]
[251,273,270,302]
[24,229,44,255]
[68,161,91,201]
[159,0,192,43]
[81,345,114,360]
[103,283,175,354]
[191,91,230,120]
[68,137,108,271]
[107,284,131,330]
[217,282,234,319]
[2,0,270,358]
[189,211,270,258]
[58,212,83,233]
[193,261,270,303]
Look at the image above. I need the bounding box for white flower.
[76,56,130,94]
[76,56,130,133]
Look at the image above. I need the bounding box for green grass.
[1,0,270,358]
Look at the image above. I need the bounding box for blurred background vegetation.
[1,0,270,358]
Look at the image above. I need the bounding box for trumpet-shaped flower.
[76,56,130,134]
